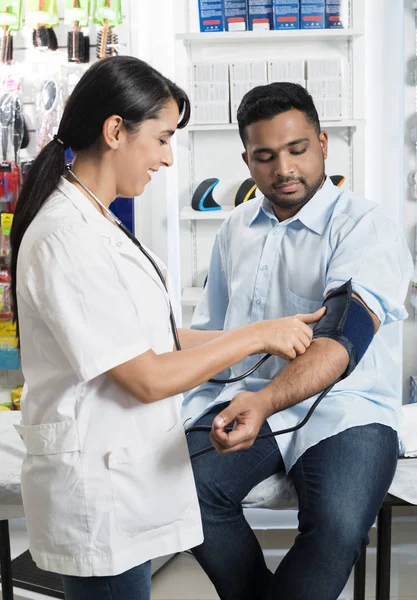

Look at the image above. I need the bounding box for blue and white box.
[306,58,345,119]
[224,0,248,31]
[300,0,325,29]
[248,0,274,31]
[198,0,225,32]
[325,0,347,28]
[229,60,268,122]
[273,1,300,30]
[191,62,230,124]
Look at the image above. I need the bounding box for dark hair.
[237,82,320,145]
[11,55,190,337]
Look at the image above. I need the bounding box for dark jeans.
[187,405,398,600]
[61,561,151,600]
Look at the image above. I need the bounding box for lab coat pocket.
[108,421,194,539]
[14,420,89,552]
[286,288,323,316]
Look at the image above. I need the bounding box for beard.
[264,169,325,211]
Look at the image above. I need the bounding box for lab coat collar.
[57,177,170,297]
[57,177,114,227]
[249,176,342,234]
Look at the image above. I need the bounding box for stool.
[353,494,413,600]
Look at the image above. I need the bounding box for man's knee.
[304,504,370,557]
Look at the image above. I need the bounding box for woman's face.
[115,99,180,198]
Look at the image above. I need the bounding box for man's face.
[242,109,328,219]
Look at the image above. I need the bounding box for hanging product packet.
[65,0,91,63]
[0,69,23,210]
[26,0,59,51]
[0,0,22,62]
[0,0,22,30]
[64,0,90,27]
[93,0,122,59]
[93,0,122,26]
[25,0,59,27]
[35,63,67,152]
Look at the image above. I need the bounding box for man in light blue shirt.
[183,83,413,600]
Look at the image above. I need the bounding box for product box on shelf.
[306,58,345,119]
[325,0,348,28]
[198,0,225,32]
[272,1,300,30]
[191,62,230,124]
[223,0,248,31]
[268,59,306,86]
[230,61,268,122]
[248,0,274,31]
[300,0,325,29]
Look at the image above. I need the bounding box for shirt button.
[255,299,261,305]
[116,242,123,247]
[261,265,268,271]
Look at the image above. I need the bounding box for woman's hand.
[254,308,326,360]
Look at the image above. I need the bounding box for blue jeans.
[187,405,398,600]
[61,561,151,600]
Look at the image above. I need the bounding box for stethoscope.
[67,165,335,459]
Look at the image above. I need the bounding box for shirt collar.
[249,177,342,234]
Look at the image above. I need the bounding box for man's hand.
[210,391,272,454]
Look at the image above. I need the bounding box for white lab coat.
[14,177,203,577]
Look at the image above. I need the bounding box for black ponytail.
[10,56,191,338]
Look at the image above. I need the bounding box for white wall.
[403,0,417,400]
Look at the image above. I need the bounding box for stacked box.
[198,0,224,32]
[325,0,348,28]
[224,0,248,31]
[306,58,345,120]
[229,61,268,122]
[273,1,300,30]
[248,0,274,31]
[191,62,230,124]
[268,59,306,87]
[300,0,325,29]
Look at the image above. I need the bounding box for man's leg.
[266,424,398,600]
[187,404,284,600]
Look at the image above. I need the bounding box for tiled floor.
[2,509,417,600]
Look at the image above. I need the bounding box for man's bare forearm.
[259,338,350,416]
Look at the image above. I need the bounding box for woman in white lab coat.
[10,56,322,600]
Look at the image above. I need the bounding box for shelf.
[188,119,365,132]
[182,287,204,307]
[176,29,364,44]
[180,206,235,220]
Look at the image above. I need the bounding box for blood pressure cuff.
[312,280,375,379]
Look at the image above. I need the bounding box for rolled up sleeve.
[324,209,413,326]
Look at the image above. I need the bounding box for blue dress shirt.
[182,177,413,471]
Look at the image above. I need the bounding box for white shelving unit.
[188,119,365,132]
[180,206,234,220]
[175,0,366,320]
[176,28,364,43]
